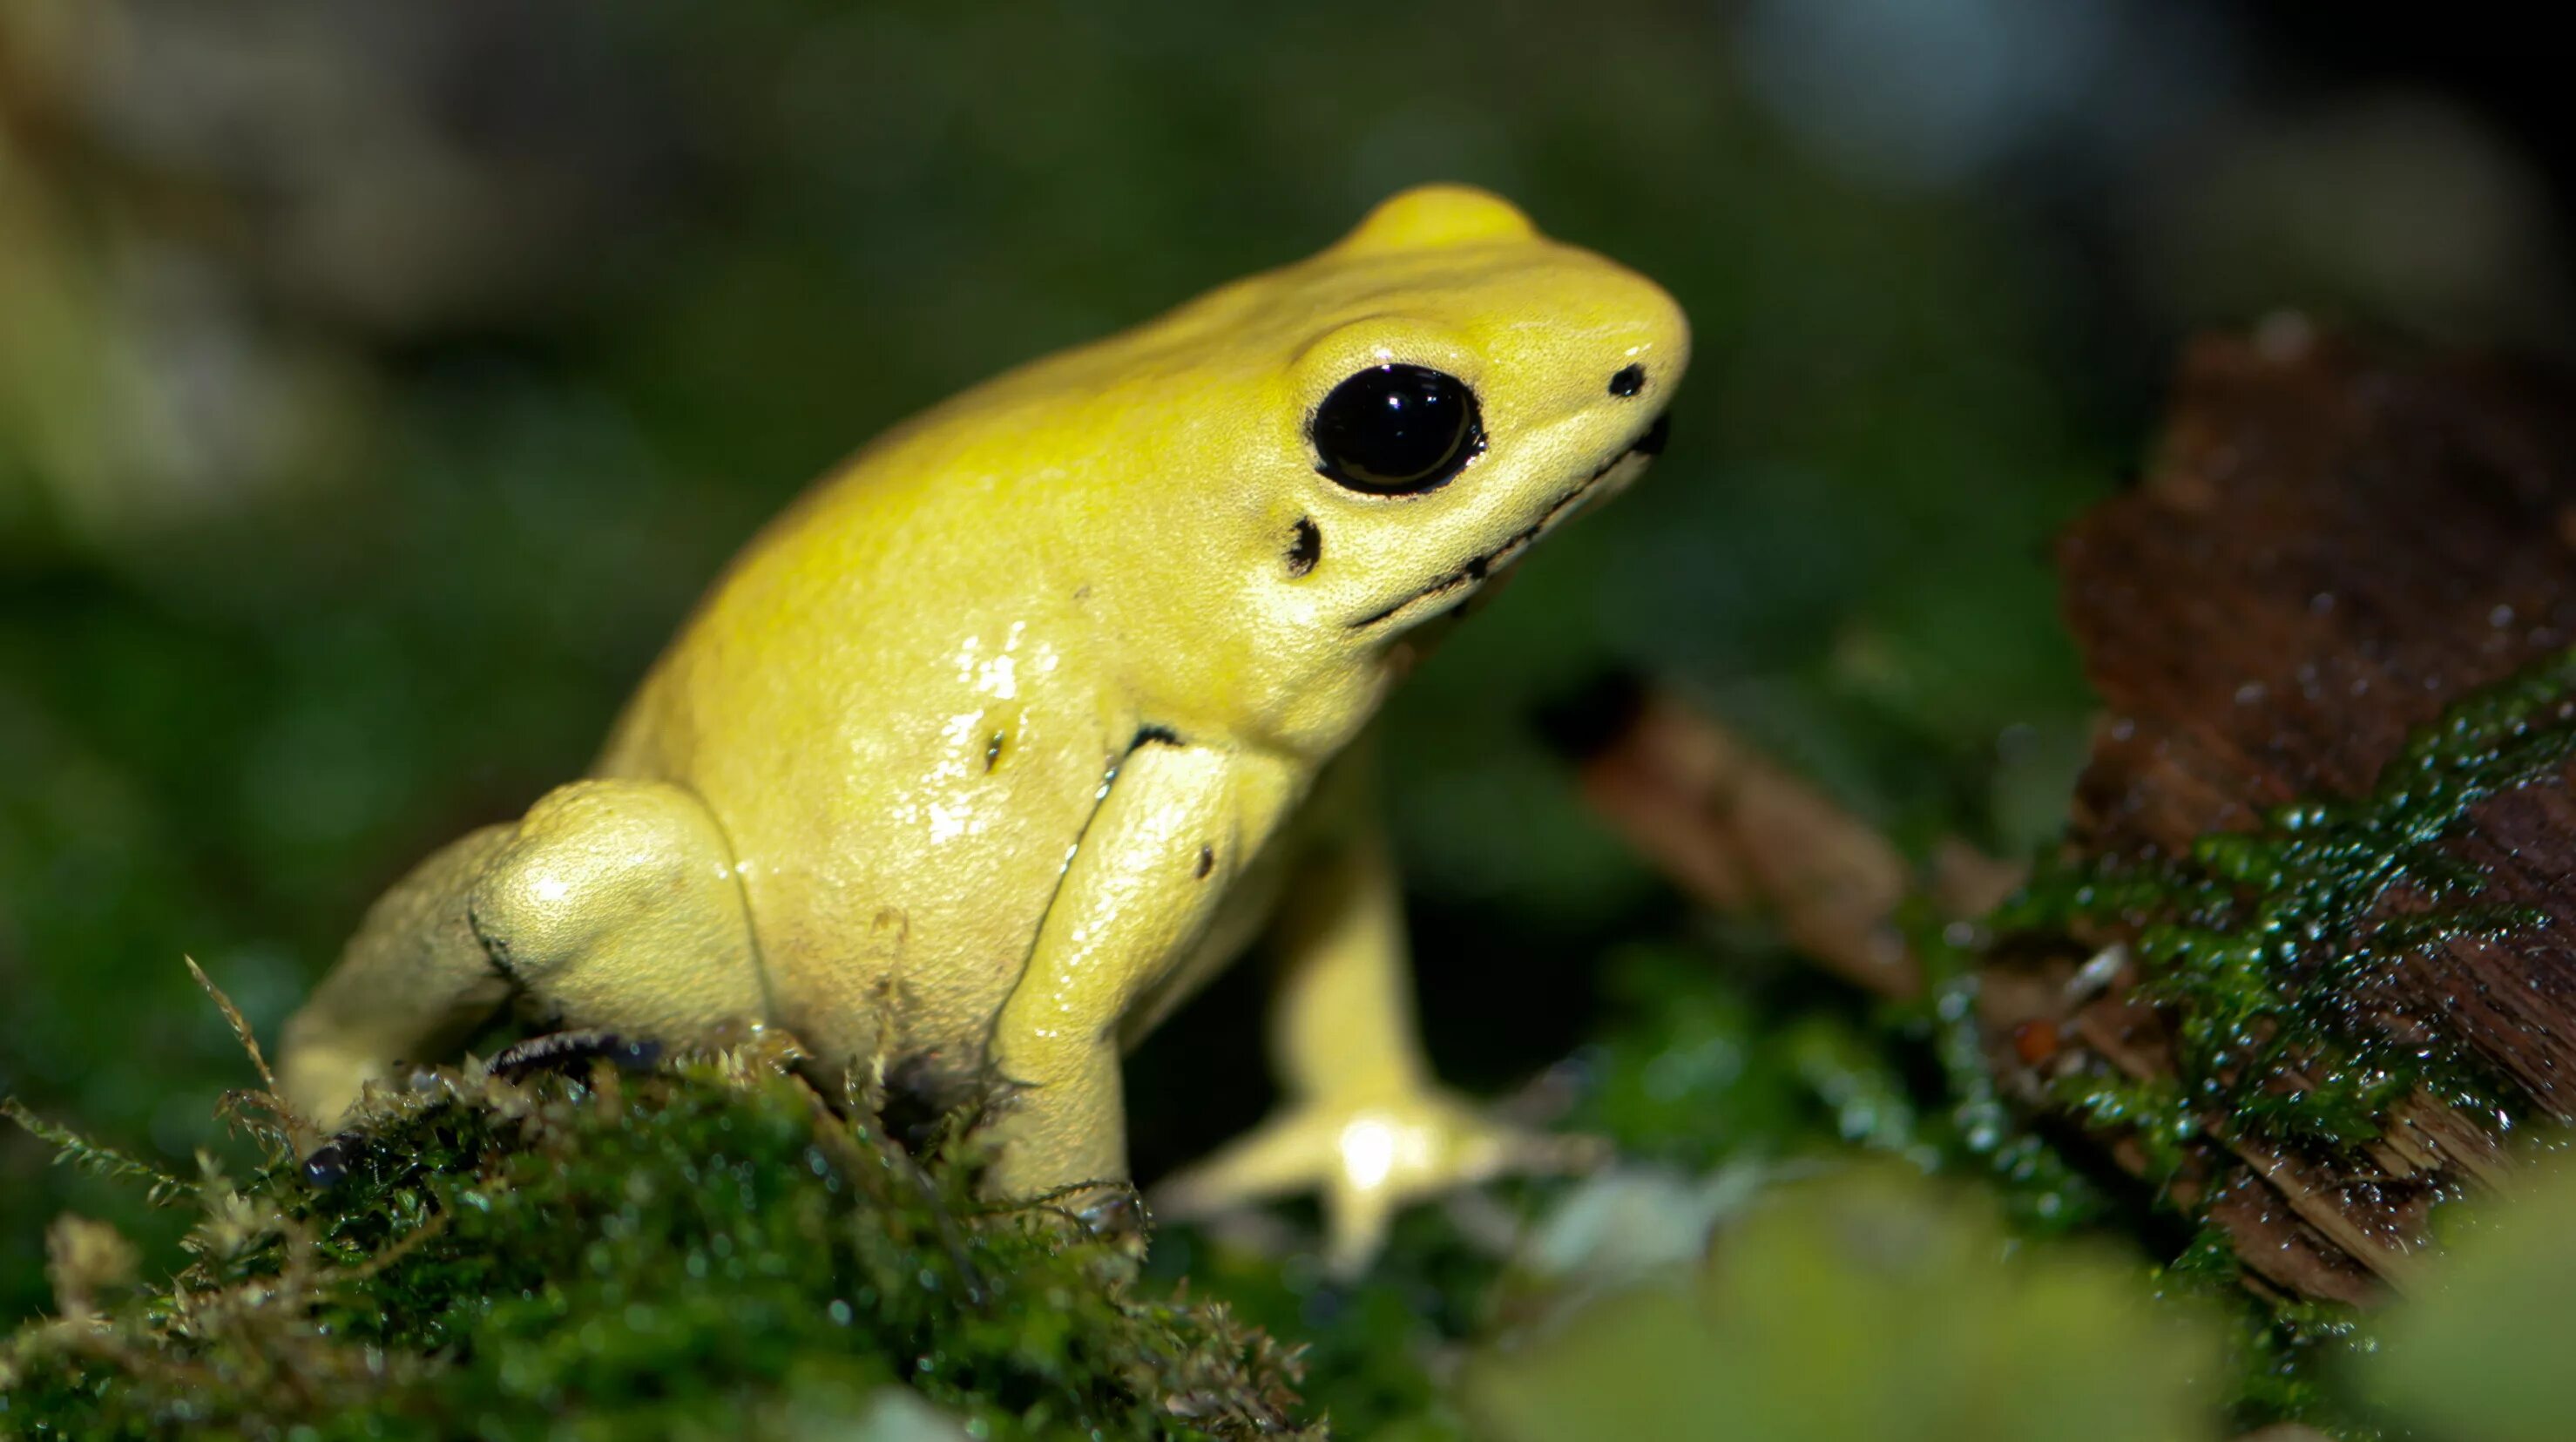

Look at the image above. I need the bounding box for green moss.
[2139,1225,2380,1440]
[2001,647,2576,1185]
[3,942,1930,1442]
[1964,649,2576,1441]
[1148,1223,1476,1442]
[1567,944,1849,1172]
[0,1040,1309,1440]
[1903,904,2116,1238]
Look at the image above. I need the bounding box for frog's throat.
[1346,409,1670,633]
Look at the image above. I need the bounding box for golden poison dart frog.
[279,185,1688,1271]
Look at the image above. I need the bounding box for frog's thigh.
[983,740,1250,1205]
[466,778,767,1042]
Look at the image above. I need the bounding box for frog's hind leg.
[278,779,767,1126]
[278,824,516,1127]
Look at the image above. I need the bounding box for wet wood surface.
[1574,325,2576,1302]
[2036,328,2576,1299]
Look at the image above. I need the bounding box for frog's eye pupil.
[1312,364,1483,495]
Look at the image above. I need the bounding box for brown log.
[2018,322,2576,1299]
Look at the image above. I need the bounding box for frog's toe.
[276,1042,388,1129]
[1152,1093,1606,1276]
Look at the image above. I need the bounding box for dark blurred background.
[3,0,2567,1321]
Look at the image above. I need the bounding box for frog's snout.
[1635,410,1671,457]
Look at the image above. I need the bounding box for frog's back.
[595,425,1136,1073]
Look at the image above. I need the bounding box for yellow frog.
[277,184,1688,1270]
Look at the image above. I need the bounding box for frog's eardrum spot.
[1287,516,1322,578]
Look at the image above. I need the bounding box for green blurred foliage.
[1458,1167,2224,1442]
[2369,1150,2576,1442]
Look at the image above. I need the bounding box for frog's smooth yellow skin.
[275,183,1689,1271]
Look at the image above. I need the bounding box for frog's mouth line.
[1349,410,1669,632]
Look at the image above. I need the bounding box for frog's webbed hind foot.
[1151,1090,1605,1276]
[278,778,766,1127]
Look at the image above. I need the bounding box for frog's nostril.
[1607,363,1646,398]
[1635,411,1671,456]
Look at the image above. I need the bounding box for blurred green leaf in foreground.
[1462,1166,2224,1442]
[2370,1149,2576,1442]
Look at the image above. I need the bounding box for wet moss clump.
[2000,647,2576,1186]
[0,1037,1308,1441]
[1964,649,2576,1440]
[1904,901,2117,1240]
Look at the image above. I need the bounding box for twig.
[1567,686,1997,999]
[186,956,279,1095]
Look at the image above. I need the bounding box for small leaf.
[2370,1152,2576,1442]
[1461,1166,2222,1442]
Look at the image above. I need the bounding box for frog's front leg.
[983,736,1278,1216]
[1152,768,1601,1274]
[279,778,767,1124]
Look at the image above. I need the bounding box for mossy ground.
[1,938,2195,1440]
[0,940,2326,1441]
[1,1032,1308,1441]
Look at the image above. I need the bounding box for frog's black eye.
[1311,364,1484,495]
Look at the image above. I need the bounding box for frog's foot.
[1152,1091,1605,1276]
[276,1043,392,1129]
